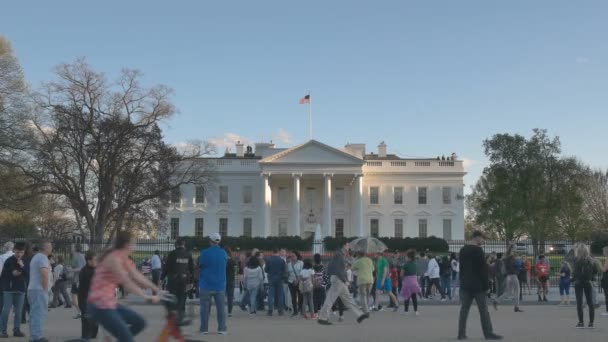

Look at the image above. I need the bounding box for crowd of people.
[0,231,606,341]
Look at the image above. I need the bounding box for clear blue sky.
[3,0,608,192]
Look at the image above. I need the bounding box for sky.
[2,0,608,193]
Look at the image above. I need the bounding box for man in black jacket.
[458,231,502,340]
[78,251,98,340]
[0,242,27,338]
[163,238,194,324]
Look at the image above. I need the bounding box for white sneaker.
[601,312,608,316]
[338,316,344,322]
[415,311,420,316]
[218,331,228,335]
[201,331,209,335]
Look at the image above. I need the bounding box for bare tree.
[9,59,214,243]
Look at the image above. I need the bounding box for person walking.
[198,233,228,335]
[601,246,608,316]
[400,250,421,315]
[417,253,429,298]
[287,252,304,317]
[299,260,315,319]
[351,251,374,314]
[495,253,506,298]
[225,247,236,317]
[376,252,399,311]
[50,255,72,308]
[317,241,369,325]
[243,256,264,314]
[78,251,98,341]
[458,231,502,340]
[572,244,595,329]
[164,238,194,324]
[70,245,86,320]
[312,253,327,314]
[28,241,53,342]
[451,252,460,296]
[440,255,452,301]
[150,250,163,287]
[0,242,15,314]
[493,245,523,313]
[558,260,572,306]
[0,241,27,338]
[264,249,286,316]
[425,255,445,301]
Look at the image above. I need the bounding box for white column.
[354,174,363,237]
[323,173,333,237]
[262,174,272,237]
[292,174,301,237]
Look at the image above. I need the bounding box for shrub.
[323,236,449,253]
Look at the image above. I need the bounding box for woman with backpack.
[573,244,595,329]
[243,256,264,314]
[299,260,316,319]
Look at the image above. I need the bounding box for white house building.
[167,140,466,240]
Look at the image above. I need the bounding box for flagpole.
[308,90,312,140]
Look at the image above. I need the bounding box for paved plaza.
[5,299,605,342]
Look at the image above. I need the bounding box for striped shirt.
[88,250,134,309]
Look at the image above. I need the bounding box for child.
[558,260,572,305]
[299,260,316,319]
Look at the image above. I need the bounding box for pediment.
[169,208,182,215]
[259,140,364,165]
[416,210,432,217]
[391,210,408,216]
[440,210,456,217]
[216,209,232,216]
[367,210,383,217]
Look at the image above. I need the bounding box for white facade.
[166,140,466,240]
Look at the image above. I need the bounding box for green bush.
[323,236,449,253]
[180,236,313,252]
[590,232,608,255]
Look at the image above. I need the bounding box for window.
[370,187,379,205]
[278,218,288,237]
[370,219,379,238]
[170,188,181,205]
[335,218,344,238]
[243,218,252,237]
[219,218,228,237]
[443,219,452,240]
[219,186,229,204]
[170,218,179,239]
[418,187,427,205]
[394,186,403,204]
[335,188,345,206]
[394,218,404,238]
[243,185,253,204]
[443,187,452,205]
[195,186,205,204]
[418,219,428,238]
[195,218,204,237]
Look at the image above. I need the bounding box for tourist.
[264,248,286,316]
[287,252,304,317]
[164,238,194,324]
[535,255,550,302]
[440,255,452,301]
[389,263,399,307]
[317,240,369,325]
[517,255,527,301]
[425,255,445,301]
[140,258,152,281]
[225,247,237,317]
[486,254,497,298]
[299,259,315,319]
[78,251,98,341]
[198,233,228,335]
[150,250,162,287]
[20,242,33,325]
[0,242,15,314]
[495,253,506,298]
[28,241,53,342]
[494,245,523,313]
[88,231,161,342]
[351,251,374,314]
[558,260,572,305]
[457,231,502,340]
[312,253,327,313]
[572,244,595,329]
[70,245,86,320]
[0,241,27,338]
[600,246,608,316]
[400,249,421,315]
[243,256,264,314]
[376,252,399,311]
[523,256,532,295]
[417,253,429,298]
[50,255,72,308]
[451,252,460,295]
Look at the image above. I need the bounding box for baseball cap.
[209,233,222,243]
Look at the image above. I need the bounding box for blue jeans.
[560,278,571,296]
[28,289,48,340]
[199,289,226,333]
[267,280,284,313]
[0,291,24,334]
[88,304,146,342]
[247,287,259,313]
[441,275,452,300]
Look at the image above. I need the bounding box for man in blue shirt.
[264,248,286,316]
[198,233,227,335]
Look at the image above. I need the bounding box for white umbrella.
[349,237,388,254]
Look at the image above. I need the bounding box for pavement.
[4,292,607,342]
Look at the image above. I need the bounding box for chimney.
[378,141,387,158]
[236,141,244,158]
[451,152,457,160]
[344,143,366,159]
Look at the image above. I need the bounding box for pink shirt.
[88,250,135,309]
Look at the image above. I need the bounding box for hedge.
[590,232,608,255]
[323,236,449,253]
